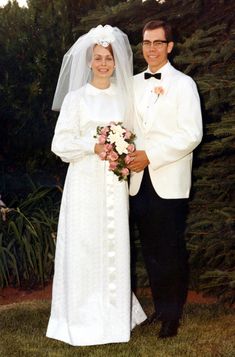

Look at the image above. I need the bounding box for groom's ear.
[167,41,174,54]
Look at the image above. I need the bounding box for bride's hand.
[94,144,106,158]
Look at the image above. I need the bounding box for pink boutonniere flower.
[153,86,164,103]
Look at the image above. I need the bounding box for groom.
[128,20,203,338]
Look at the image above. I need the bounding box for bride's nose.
[101,58,107,65]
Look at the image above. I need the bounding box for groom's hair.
[142,20,173,42]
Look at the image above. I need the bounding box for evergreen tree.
[176,23,235,304]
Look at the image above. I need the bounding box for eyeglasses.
[142,40,168,49]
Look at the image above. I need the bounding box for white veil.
[52,25,133,129]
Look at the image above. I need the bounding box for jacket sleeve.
[145,76,203,170]
[51,91,97,163]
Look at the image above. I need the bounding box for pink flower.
[99,151,107,160]
[153,86,164,104]
[121,168,129,177]
[124,155,132,165]
[101,127,109,135]
[104,143,113,152]
[124,130,132,140]
[108,151,119,161]
[154,86,164,95]
[127,144,135,153]
[98,135,106,144]
[109,161,118,170]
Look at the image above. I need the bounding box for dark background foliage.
[0,0,234,303]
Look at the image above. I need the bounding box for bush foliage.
[0,185,61,288]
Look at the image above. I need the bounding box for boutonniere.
[153,86,164,103]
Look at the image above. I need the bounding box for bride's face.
[91,45,115,80]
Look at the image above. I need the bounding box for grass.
[0,298,234,357]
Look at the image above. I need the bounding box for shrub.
[0,186,61,289]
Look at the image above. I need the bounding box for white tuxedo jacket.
[129,62,203,199]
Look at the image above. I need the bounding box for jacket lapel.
[144,64,175,132]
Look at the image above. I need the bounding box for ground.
[0,284,218,306]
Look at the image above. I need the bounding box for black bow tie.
[144,72,161,80]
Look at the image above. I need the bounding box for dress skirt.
[46,156,146,346]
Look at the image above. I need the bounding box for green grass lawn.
[0,298,234,357]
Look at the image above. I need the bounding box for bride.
[46,24,146,346]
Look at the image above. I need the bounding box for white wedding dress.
[46,83,146,346]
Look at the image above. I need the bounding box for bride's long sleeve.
[51,91,96,163]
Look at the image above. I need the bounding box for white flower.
[116,141,129,155]
[91,25,115,47]
[108,124,126,145]
[115,135,129,154]
[110,124,126,135]
[108,129,129,155]
[108,131,118,144]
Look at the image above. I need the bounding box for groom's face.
[142,27,174,73]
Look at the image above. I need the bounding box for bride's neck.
[90,78,110,89]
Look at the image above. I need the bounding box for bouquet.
[94,122,136,181]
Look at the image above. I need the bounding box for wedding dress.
[46,83,146,346]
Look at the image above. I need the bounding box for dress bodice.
[51,83,125,163]
[79,83,124,136]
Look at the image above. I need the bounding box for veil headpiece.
[52,25,133,128]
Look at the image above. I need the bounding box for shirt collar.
[146,61,171,79]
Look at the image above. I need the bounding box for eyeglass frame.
[142,40,169,49]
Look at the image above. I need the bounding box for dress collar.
[86,82,116,96]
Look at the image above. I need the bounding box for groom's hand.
[128,150,149,172]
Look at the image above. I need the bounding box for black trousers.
[130,168,189,321]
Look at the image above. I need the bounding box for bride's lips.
[98,68,109,72]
